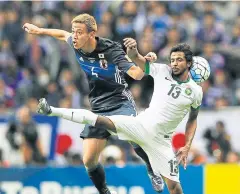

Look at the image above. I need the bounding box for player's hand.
[176,146,190,170]
[22,23,41,34]
[144,52,157,63]
[123,38,138,59]
[123,38,137,49]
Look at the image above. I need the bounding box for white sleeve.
[145,62,169,78]
[191,88,203,109]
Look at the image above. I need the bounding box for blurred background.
[0,1,240,194]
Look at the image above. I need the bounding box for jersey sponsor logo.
[185,88,192,96]
[88,58,95,63]
[165,77,172,81]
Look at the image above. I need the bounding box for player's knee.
[83,154,99,169]
[168,182,183,194]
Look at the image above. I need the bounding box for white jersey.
[108,63,203,182]
[137,63,203,135]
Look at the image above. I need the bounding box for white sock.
[50,107,98,126]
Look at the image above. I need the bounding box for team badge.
[98,53,108,69]
[185,88,192,96]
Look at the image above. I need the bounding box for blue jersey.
[67,36,135,112]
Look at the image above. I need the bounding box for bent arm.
[126,65,145,80]
[185,107,199,149]
[130,52,147,72]
[123,38,156,72]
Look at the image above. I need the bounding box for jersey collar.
[172,74,190,84]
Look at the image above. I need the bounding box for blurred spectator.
[59,97,72,108]
[3,121,24,166]
[101,145,126,166]
[112,16,136,41]
[203,121,232,162]
[0,39,17,70]
[202,70,234,109]
[201,43,225,74]
[26,97,39,114]
[229,23,240,47]
[158,27,181,63]
[16,106,46,165]
[46,81,62,107]
[226,151,240,163]
[0,77,15,110]
[188,147,207,165]
[195,12,225,48]
[148,2,172,33]
[180,8,199,38]
[63,83,82,108]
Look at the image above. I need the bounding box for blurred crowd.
[0,1,240,167]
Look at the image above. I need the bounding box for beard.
[172,67,188,77]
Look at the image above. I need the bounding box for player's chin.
[172,71,181,75]
[73,45,80,49]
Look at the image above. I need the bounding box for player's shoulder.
[189,79,203,95]
[97,37,120,51]
[152,63,171,72]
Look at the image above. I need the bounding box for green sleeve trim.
[145,60,150,74]
[191,105,201,110]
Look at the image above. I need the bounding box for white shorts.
[108,115,180,183]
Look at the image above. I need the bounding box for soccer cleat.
[148,173,164,193]
[37,98,52,115]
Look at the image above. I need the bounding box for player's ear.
[89,31,95,38]
[187,62,192,68]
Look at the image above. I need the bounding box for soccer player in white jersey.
[37,39,203,194]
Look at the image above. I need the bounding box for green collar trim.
[172,75,190,84]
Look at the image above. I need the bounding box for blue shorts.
[80,102,136,139]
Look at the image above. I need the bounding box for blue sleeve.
[111,42,135,72]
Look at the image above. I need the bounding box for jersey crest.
[185,87,192,96]
[98,53,108,69]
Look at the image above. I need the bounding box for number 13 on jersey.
[168,84,181,99]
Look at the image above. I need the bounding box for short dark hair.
[170,43,193,64]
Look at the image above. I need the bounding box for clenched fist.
[123,38,138,59]
[144,52,157,63]
[22,23,42,34]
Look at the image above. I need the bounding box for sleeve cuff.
[191,105,201,110]
[145,60,150,74]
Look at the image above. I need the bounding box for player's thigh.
[107,115,146,145]
[82,138,107,164]
[164,177,183,194]
[146,139,180,183]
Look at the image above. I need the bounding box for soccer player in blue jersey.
[23,14,164,194]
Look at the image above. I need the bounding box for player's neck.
[172,72,190,83]
[81,37,97,54]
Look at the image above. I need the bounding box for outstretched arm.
[23,23,71,42]
[177,107,199,169]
